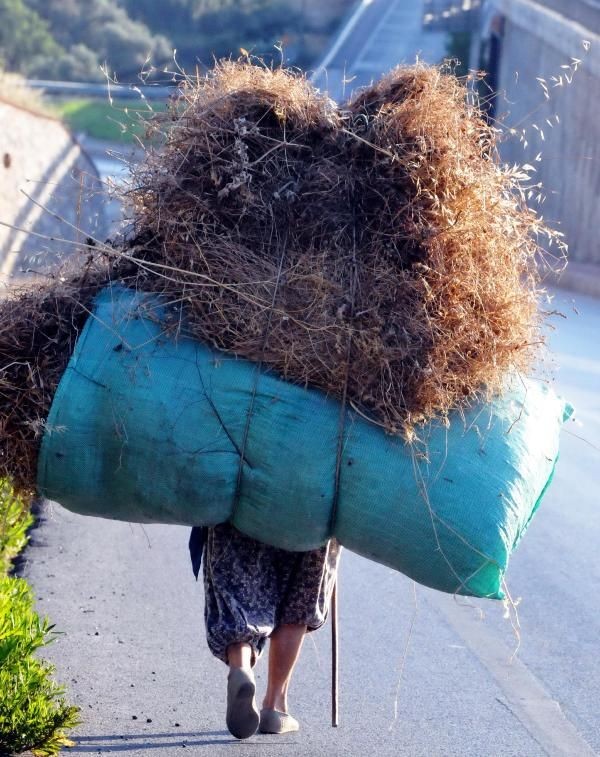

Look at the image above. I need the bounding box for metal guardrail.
[537,0,600,31]
[423,0,482,32]
[311,0,376,84]
[25,80,177,100]
[423,0,599,34]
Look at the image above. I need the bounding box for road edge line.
[428,594,596,757]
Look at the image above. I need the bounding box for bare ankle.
[262,692,288,713]
[227,642,253,670]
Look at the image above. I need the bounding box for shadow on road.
[69,730,299,751]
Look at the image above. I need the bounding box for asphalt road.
[22,287,600,757]
[77,137,138,239]
[312,0,448,101]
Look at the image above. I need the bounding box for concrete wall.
[0,100,107,285]
[484,0,600,263]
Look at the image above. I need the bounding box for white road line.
[311,0,375,82]
[429,594,597,757]
[353,0,412,70]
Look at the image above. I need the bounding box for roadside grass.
[53,97,166,143]
[0,481,79,756]
[0,480,32,574]
[0,69,162,142]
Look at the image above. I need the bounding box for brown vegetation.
[128,61,557,432]
[0,259,114,492]
[0,61,562,492]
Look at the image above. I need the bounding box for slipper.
[259,708,300,734]
[226,667,259,740]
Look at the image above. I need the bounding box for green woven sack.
[38,286,572,599]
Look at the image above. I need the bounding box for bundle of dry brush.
[127,60,559,432]
[0,61,562,492]
[0,257,135,492]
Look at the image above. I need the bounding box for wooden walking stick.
[329,215,356,730]
[331,578,339,727]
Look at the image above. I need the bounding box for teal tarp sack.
[38,286,572,599]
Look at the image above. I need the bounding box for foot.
[226,668,259,740]
[259,708,300,734]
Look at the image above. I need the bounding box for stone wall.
[0,100,107,285]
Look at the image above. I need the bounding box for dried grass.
[0,60,563,492]
[126,61,558,433]
[0,259,114,492]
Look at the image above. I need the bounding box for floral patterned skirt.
[202,522,340,664]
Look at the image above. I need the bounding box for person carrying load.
[190,526,339,739]
[0,62,571,748]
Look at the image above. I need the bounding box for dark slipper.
[226,667,259,739]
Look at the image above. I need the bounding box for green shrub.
[0,577,79,756]
[0,482,79,755]
[0,479,32,574]
[0,0,64,76]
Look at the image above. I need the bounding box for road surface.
[78,137,139,238]
[22,287,600,756]
[312,0,448,101]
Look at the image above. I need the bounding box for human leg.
[262,623,307,713]
[226,665,259,740]
[258,539,341,733]
[202,524,278,665]
[202,524,280,739]
[227,641,253,670]
[200,525,340,737]
[278,538,340,635]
